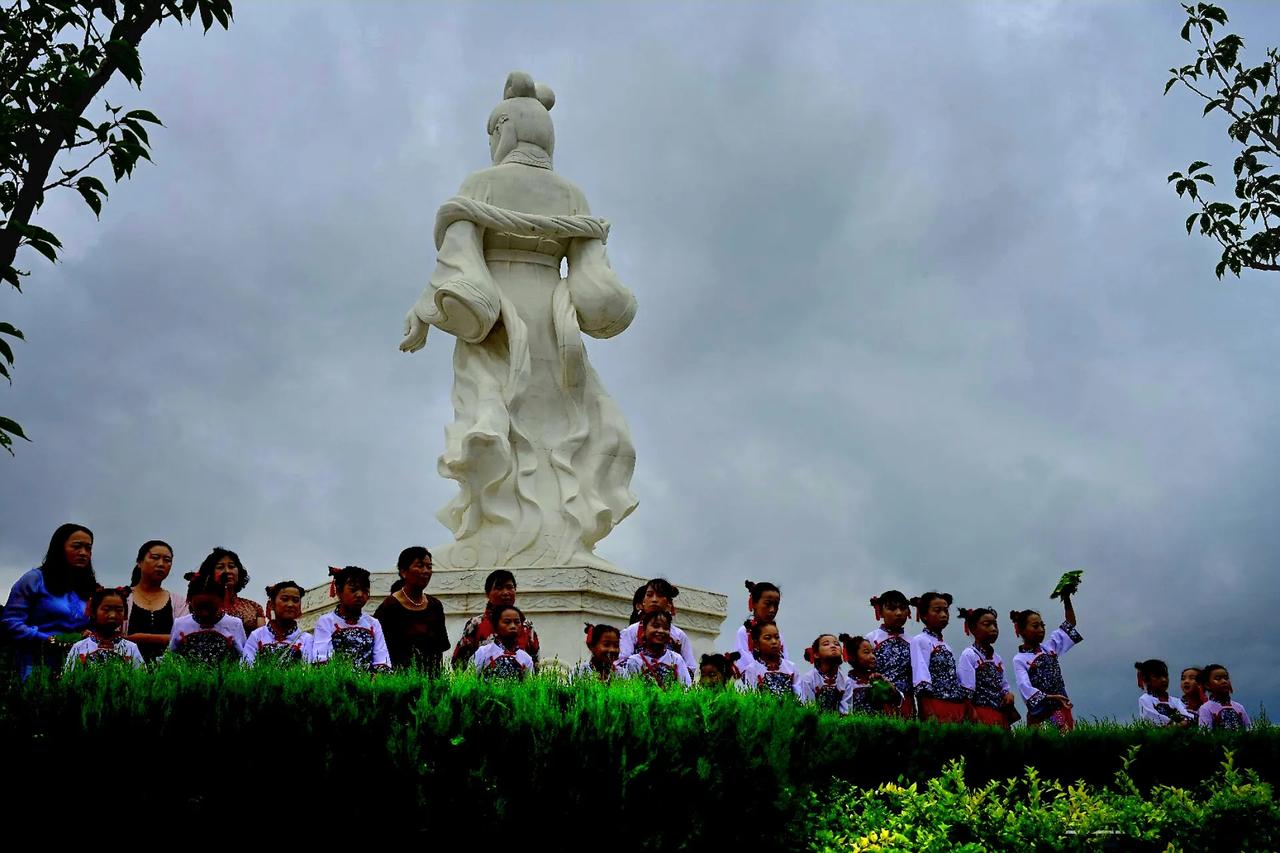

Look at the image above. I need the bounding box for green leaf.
[0,337,12,365]
[1050,570,1083,600]
[1195,173,1215,184]
[0,360,10,383]
[1203,99,1222,115]
[198,0,214,31]
[124,109,163,126]
[0,416,29,441]
[0,323,23,340]
[1164,78,1178,95]
[12,223,62,248]
[1,267,21,292]
[1188,161,1211,173]
[1180,20,1193,41]
[1202,4,1228,25]
[1167,171,1183,182]
[76,183,102,217]
[105,39,143,86]
[1186,212,1199,234]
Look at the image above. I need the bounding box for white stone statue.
[400,72,638,571]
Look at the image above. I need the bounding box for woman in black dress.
[124,540,186,662]
[373,546,449,674]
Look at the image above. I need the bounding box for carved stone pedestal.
[300,566,727,670]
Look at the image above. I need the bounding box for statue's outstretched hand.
[400,308,429,353]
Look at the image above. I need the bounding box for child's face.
[642,588,672,615]
[700,664,724,688]
[339,580,369,612]
[814,634,842,663]
[752,590,780,622]
[645,620,671,651]
[1021,612,1046,646]
[487,579,517,608]
[972,612,999,644]
[273,589,303,621]
[854,640,876,670]
[881,601,910,629]
[1206,668,1232,699]
[95,596,126,633]
[755,624,782,657]
[591,631,620,665]
[924,599,950,631]
[1145,671,1170,696]
[189,592,222,624]
[496,609,523,642]
[1181,669,1202,697]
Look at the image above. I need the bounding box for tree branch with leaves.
[1165,2,1279,279]
[0,0,232,455]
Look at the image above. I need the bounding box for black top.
[127,597,174,662]
[372,593,450,674]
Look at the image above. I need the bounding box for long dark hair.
[40,523,97,599]
[130,540,173,586]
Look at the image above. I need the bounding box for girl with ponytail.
[1010,592,1083,731]
[909,591,968,723]
[735,580,785,667]
[243,581,314,667]
[570,622,623,682]
[864,590,914,717]
[956,607,1017,728]
[797,634,852,714]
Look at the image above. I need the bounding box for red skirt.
[970,704,1011,729]
[894,693,916,719]
[917,696,967,723]
[1028,705,1075,731]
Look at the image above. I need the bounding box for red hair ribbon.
[328,566,341,598]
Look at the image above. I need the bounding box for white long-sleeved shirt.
[796,666,852,714]
[1199,698,1251,730]
[619,622,696,673]
[865,626,912,695]
[624,648,692,688]
[168,613,246,664]
[474,642,535,679]
[312,610,391,671]
[1137,692,1195,725]
[957,644,1009,708]
[738,658,801,698]
[568,658,625,683]
[243,623,314,666]
[910,628,967,701]
[64,634,144,670]
[1012,621,1082,718]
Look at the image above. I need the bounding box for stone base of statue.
[300,565,727,670]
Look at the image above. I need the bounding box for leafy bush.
[806,749,1280,852]
[1,664,1275,849]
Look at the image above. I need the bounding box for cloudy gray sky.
[4,1,1279,721]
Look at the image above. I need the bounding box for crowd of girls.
[1,524,1253,731]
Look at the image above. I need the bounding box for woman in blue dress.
[2,523,98,678]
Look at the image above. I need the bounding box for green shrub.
[1,664,1275,849]
[805,749,1280,852]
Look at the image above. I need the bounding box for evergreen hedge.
[2,664,1275,848]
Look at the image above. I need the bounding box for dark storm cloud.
[4,2,1280,720]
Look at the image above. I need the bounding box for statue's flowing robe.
[418,167,637,568]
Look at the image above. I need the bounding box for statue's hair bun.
[534,83,555,111]
[503,71,554,111]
